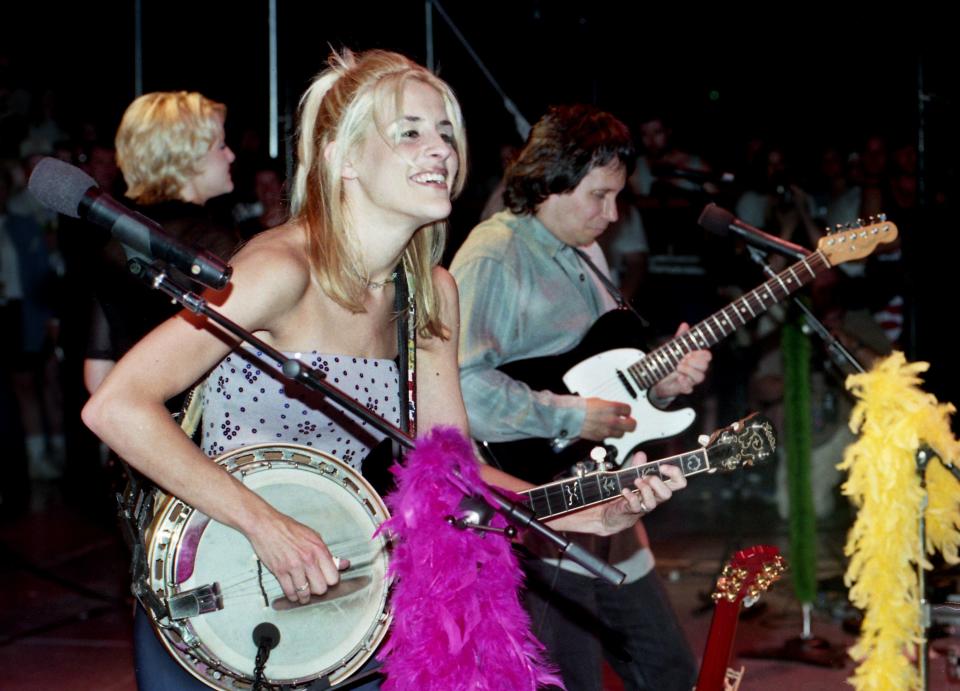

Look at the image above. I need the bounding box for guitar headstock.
[703,413,776,473]
[713,545,786,606]
[818,214,898,265]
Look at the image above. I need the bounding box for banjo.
[127,262,414,689]
[141,444,391,690]
[131,414,774,689]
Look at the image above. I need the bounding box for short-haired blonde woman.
[115,90,234,206]
[84,91,238,393]
[83,50,680,689]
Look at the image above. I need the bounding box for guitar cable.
[529,553,567,640]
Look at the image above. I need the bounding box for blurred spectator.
[598,188,649,303]
[228,125,266,225]
[629,115,713,202]
[857,134,888,220]
[735,145,822,267]
[0,161,63,480]
[19,88,67,159]
[809,146,862,229]
[237,159,288,240]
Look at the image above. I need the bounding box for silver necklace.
[367,271,398,289]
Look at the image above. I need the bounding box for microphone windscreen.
[27,157,97,218]
[697,203,736,237]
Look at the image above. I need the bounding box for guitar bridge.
[167,583,223,620]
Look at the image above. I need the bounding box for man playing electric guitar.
[451,104,711,691]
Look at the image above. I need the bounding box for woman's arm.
[82,231,342,602]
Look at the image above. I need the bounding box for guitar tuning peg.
[855,217,864,228]
[878,213,887,222]
[590,446,608,463]
[697,434,711,447]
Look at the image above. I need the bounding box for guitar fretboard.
[521,448,712,519]
[629,250,830,390]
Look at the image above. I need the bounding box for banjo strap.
[395,261,416,438]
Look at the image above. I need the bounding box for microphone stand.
[746,246,865,376]
[737,247,960,682]
[736,246,851,667]
[126,258,625,585]
[914,443,960,691]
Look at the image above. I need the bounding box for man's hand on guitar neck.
[651,322,712,400]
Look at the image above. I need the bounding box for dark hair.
[504,104,635,215]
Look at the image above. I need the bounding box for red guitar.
[696,545,787,691]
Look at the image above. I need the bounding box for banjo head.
[146,444,391,689]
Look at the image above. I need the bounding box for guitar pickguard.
[563,347,696,465]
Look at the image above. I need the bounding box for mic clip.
[445,495,518,538]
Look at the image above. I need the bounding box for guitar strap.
[395,262,416,437]
[117,465,168,619]
[572,246,649,327]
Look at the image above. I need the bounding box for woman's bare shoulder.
[227,222,312,298]
[234,222,308,269]
[419,265,459,350]
[431,264,458,297]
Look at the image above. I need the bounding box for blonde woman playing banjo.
[83,49,686,690]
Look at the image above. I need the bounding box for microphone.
[28,157,232,289]
[698,203,810,261]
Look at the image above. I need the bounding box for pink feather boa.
[376,427,562,690]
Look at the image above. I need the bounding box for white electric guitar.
[483,216,897,483]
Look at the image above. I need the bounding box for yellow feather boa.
[840,352,960,690]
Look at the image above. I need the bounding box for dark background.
[4,2,958,402]
[4,3,954,191]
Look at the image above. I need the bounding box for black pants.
[524,559,697,691]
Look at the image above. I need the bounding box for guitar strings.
[578,252,832,399]
[565,328,711,400]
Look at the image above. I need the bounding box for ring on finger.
[638,500,648,513]
[295,582,310,593]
